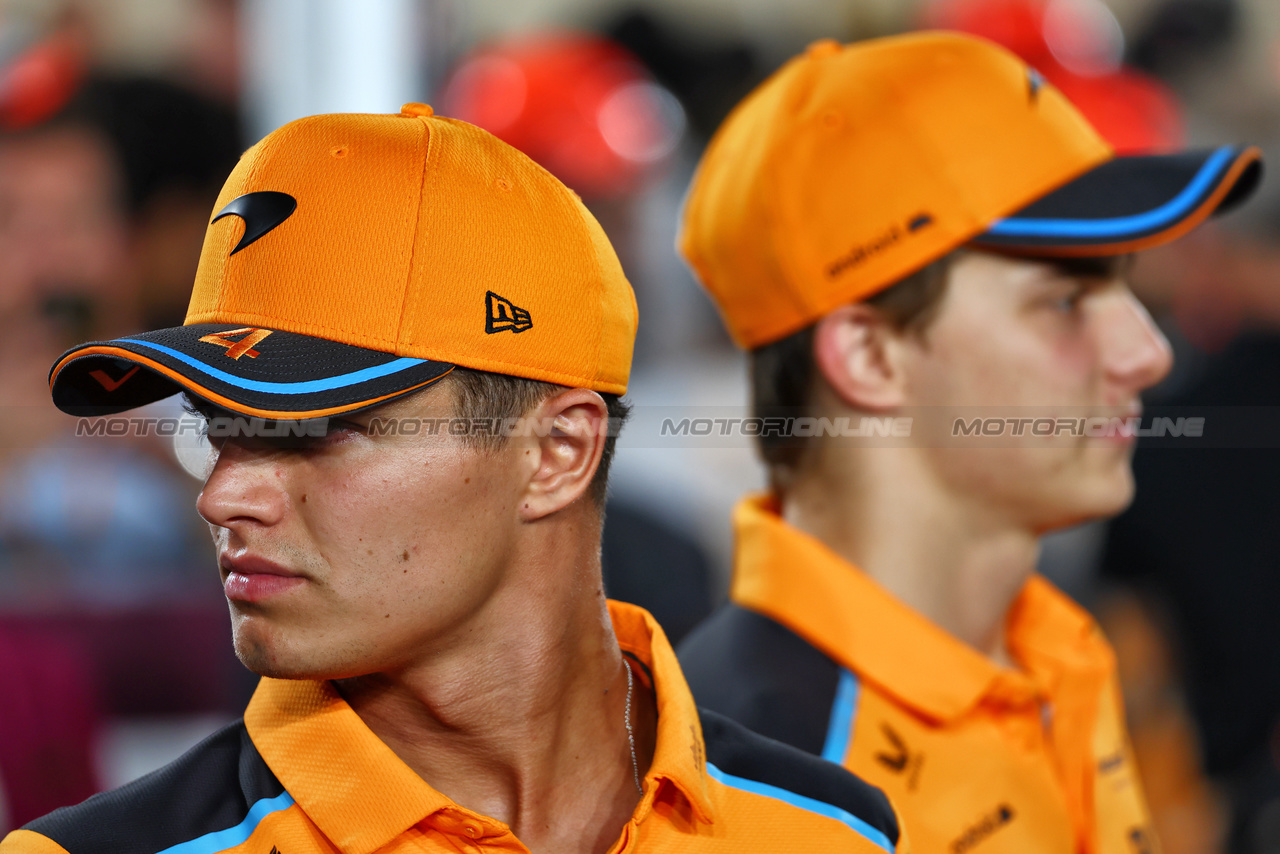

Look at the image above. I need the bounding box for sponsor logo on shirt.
[951,803,1016,854]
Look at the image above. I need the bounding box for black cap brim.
[972,146,1263,256]
[49,324,454,419]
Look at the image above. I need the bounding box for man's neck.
[782,451,1040,664]
[334,565,657,854]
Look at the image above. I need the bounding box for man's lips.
[1096,402,1143,447]
[221,555,306,603]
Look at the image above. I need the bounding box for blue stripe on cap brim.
[116,338,430,394]
[973,145,1262,254]
[49,324,456,419]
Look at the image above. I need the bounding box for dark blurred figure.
[1127,0,1239,81]
[1103,314,1280,854]
[0,66,241,593]
[602,501,714,645]
[0,30,109,830]
[70,74,243,330]
[605,9,763,144]
[0,29,249,826]
[0,39,132,475]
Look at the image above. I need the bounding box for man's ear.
[518,388,608,522]
[812,304,909,411]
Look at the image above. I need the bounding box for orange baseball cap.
[678,32,1262,349]
[49,104,638,418]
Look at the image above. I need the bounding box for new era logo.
[486,291,533,334]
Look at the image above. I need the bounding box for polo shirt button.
[464,824,481,838]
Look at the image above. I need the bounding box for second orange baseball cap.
[48,104,638,418]
[679,32,1262,349]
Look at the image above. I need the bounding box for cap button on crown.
[806,39,841,59]
[400,102,434,118]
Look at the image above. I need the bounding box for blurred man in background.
[0,24,248,830]
[677,31,1261,854]
[0,29,243,592]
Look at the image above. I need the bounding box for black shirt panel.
[699,706,899,847]
[678,603,841,756]
[24,720,284,854]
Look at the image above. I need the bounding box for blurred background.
[0,0,1279,850]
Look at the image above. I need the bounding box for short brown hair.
[445,367,630,508]
[749,254,955,476]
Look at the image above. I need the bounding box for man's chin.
[233,631,321,680]
[1034,480,1135,533]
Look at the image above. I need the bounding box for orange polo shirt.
[679,495,1157,854]
[3,600,906,854]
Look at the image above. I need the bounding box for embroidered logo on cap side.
[485,292,533,334]
[211,191,298,255]
[199,327,274,359]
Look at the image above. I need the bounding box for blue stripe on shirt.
[822,667,859,764]
[706,761,894,851]
[154,791,295,854]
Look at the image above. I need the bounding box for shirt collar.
[244,600,715,854]
[609,599,717,826]
[245,677,455,854]
[730,493,1105,723]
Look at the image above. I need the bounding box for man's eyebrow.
[181,393,232,421]
[1045,254,1132,280]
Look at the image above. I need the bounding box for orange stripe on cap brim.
[50,345,454,420]
[980,146,1262,258]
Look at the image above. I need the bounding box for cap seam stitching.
[760,73,817,325]
[394,117,434,350]
[562,190,608,387]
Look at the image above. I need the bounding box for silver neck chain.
[624,661,643,795]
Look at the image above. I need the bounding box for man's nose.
[196,439,289,532]
[1102,288,1174,395]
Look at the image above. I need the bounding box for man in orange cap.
[677,32,1261,854]
[1,105,904,853]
